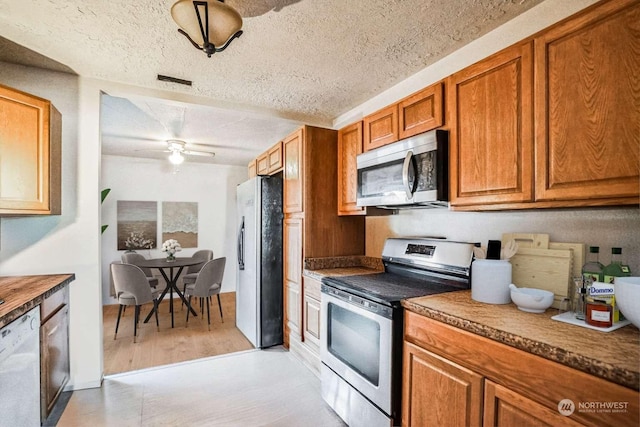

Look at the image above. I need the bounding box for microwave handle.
[402,150,414,200]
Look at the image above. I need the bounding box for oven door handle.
[402,150,416,200]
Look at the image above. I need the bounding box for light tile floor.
[58,348,346,427]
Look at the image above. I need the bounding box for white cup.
[471,259,512,304]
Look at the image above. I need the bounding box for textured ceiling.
[0,0,544,166]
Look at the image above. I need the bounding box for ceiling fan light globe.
[171,0,243,49]
[169,151,185,165]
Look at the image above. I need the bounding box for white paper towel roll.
[471,259,512,304]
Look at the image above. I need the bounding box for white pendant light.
[171,0,243,57]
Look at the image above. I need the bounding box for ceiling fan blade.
[134,149,171,153]
[183,150,216,157]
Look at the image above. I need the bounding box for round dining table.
[135,257,201,328]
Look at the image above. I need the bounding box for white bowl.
[615,277,640,328]
[510,286,555,313]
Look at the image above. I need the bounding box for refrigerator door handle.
[238,216,245,270]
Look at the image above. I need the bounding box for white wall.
[366,208,640,275]
[101,155,247,304]
[0,63,104,390]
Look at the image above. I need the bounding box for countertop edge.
[0,274,75,328]
[402,298,639,391]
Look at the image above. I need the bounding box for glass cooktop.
[321,272,469,308]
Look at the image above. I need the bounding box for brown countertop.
[403,290,640,390]
[0,274,75,328]
[303,256,383,281]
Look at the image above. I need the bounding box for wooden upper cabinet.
[448,41,534,207]
[398,82,444,140]
[534,0,640,204]
[337,121,365,216]
[256,152,269,175]
[248,159,257,178]
[283,128,304,214]
[363,104,398,151]
[267,140,283,173]
[0,84,61,215]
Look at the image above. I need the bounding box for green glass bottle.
[582,246,604,286]
[603,247,631,284]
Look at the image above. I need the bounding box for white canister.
[471,259,512,304]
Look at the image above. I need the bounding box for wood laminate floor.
[58,348,346,426]
[103,292,253,375]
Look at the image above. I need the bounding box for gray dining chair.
[121,252,159,288]
[184,257,226,330]
[111,263,162,343]
[181,249,213,307]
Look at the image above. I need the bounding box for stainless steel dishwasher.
[0,307,41,426]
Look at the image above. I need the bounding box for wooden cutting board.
[509,247,573,309]
[502,233,549,249]
[549,242,585,280]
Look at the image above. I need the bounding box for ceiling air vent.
[157,74,192,86]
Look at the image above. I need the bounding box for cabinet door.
[267,140,283,173]
[448,42,534,207]
[284,216,303,346]
[40,305,70,421]
[248,159,257,178]
[402,341,483,427]
[363,104,398,151]
[303,294,321,346]
[0,84,61,215]
[283,128,304,214]
[256,152,269,175]
[337,121,365,216]
[534,0,639,203]
[398,82,444,139]
[303,275,321,349]
[484,380,583,427]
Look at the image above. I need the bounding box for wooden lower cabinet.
[403,311,639,427]
[403,341,482,427]
[484,380,582,427]
[290,274,323,374]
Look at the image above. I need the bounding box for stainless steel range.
[320,238,475,427]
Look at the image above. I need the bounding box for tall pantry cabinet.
[282,125,364,353]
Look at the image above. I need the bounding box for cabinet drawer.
[303,275,321,301]
[40,286,68,323]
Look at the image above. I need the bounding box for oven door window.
[327,302,380,386]
[358,150,436,199]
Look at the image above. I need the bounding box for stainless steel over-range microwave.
[356,129,449,208]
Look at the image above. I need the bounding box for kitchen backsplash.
[366,207,640,275]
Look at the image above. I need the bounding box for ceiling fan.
[165,139,216,164]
